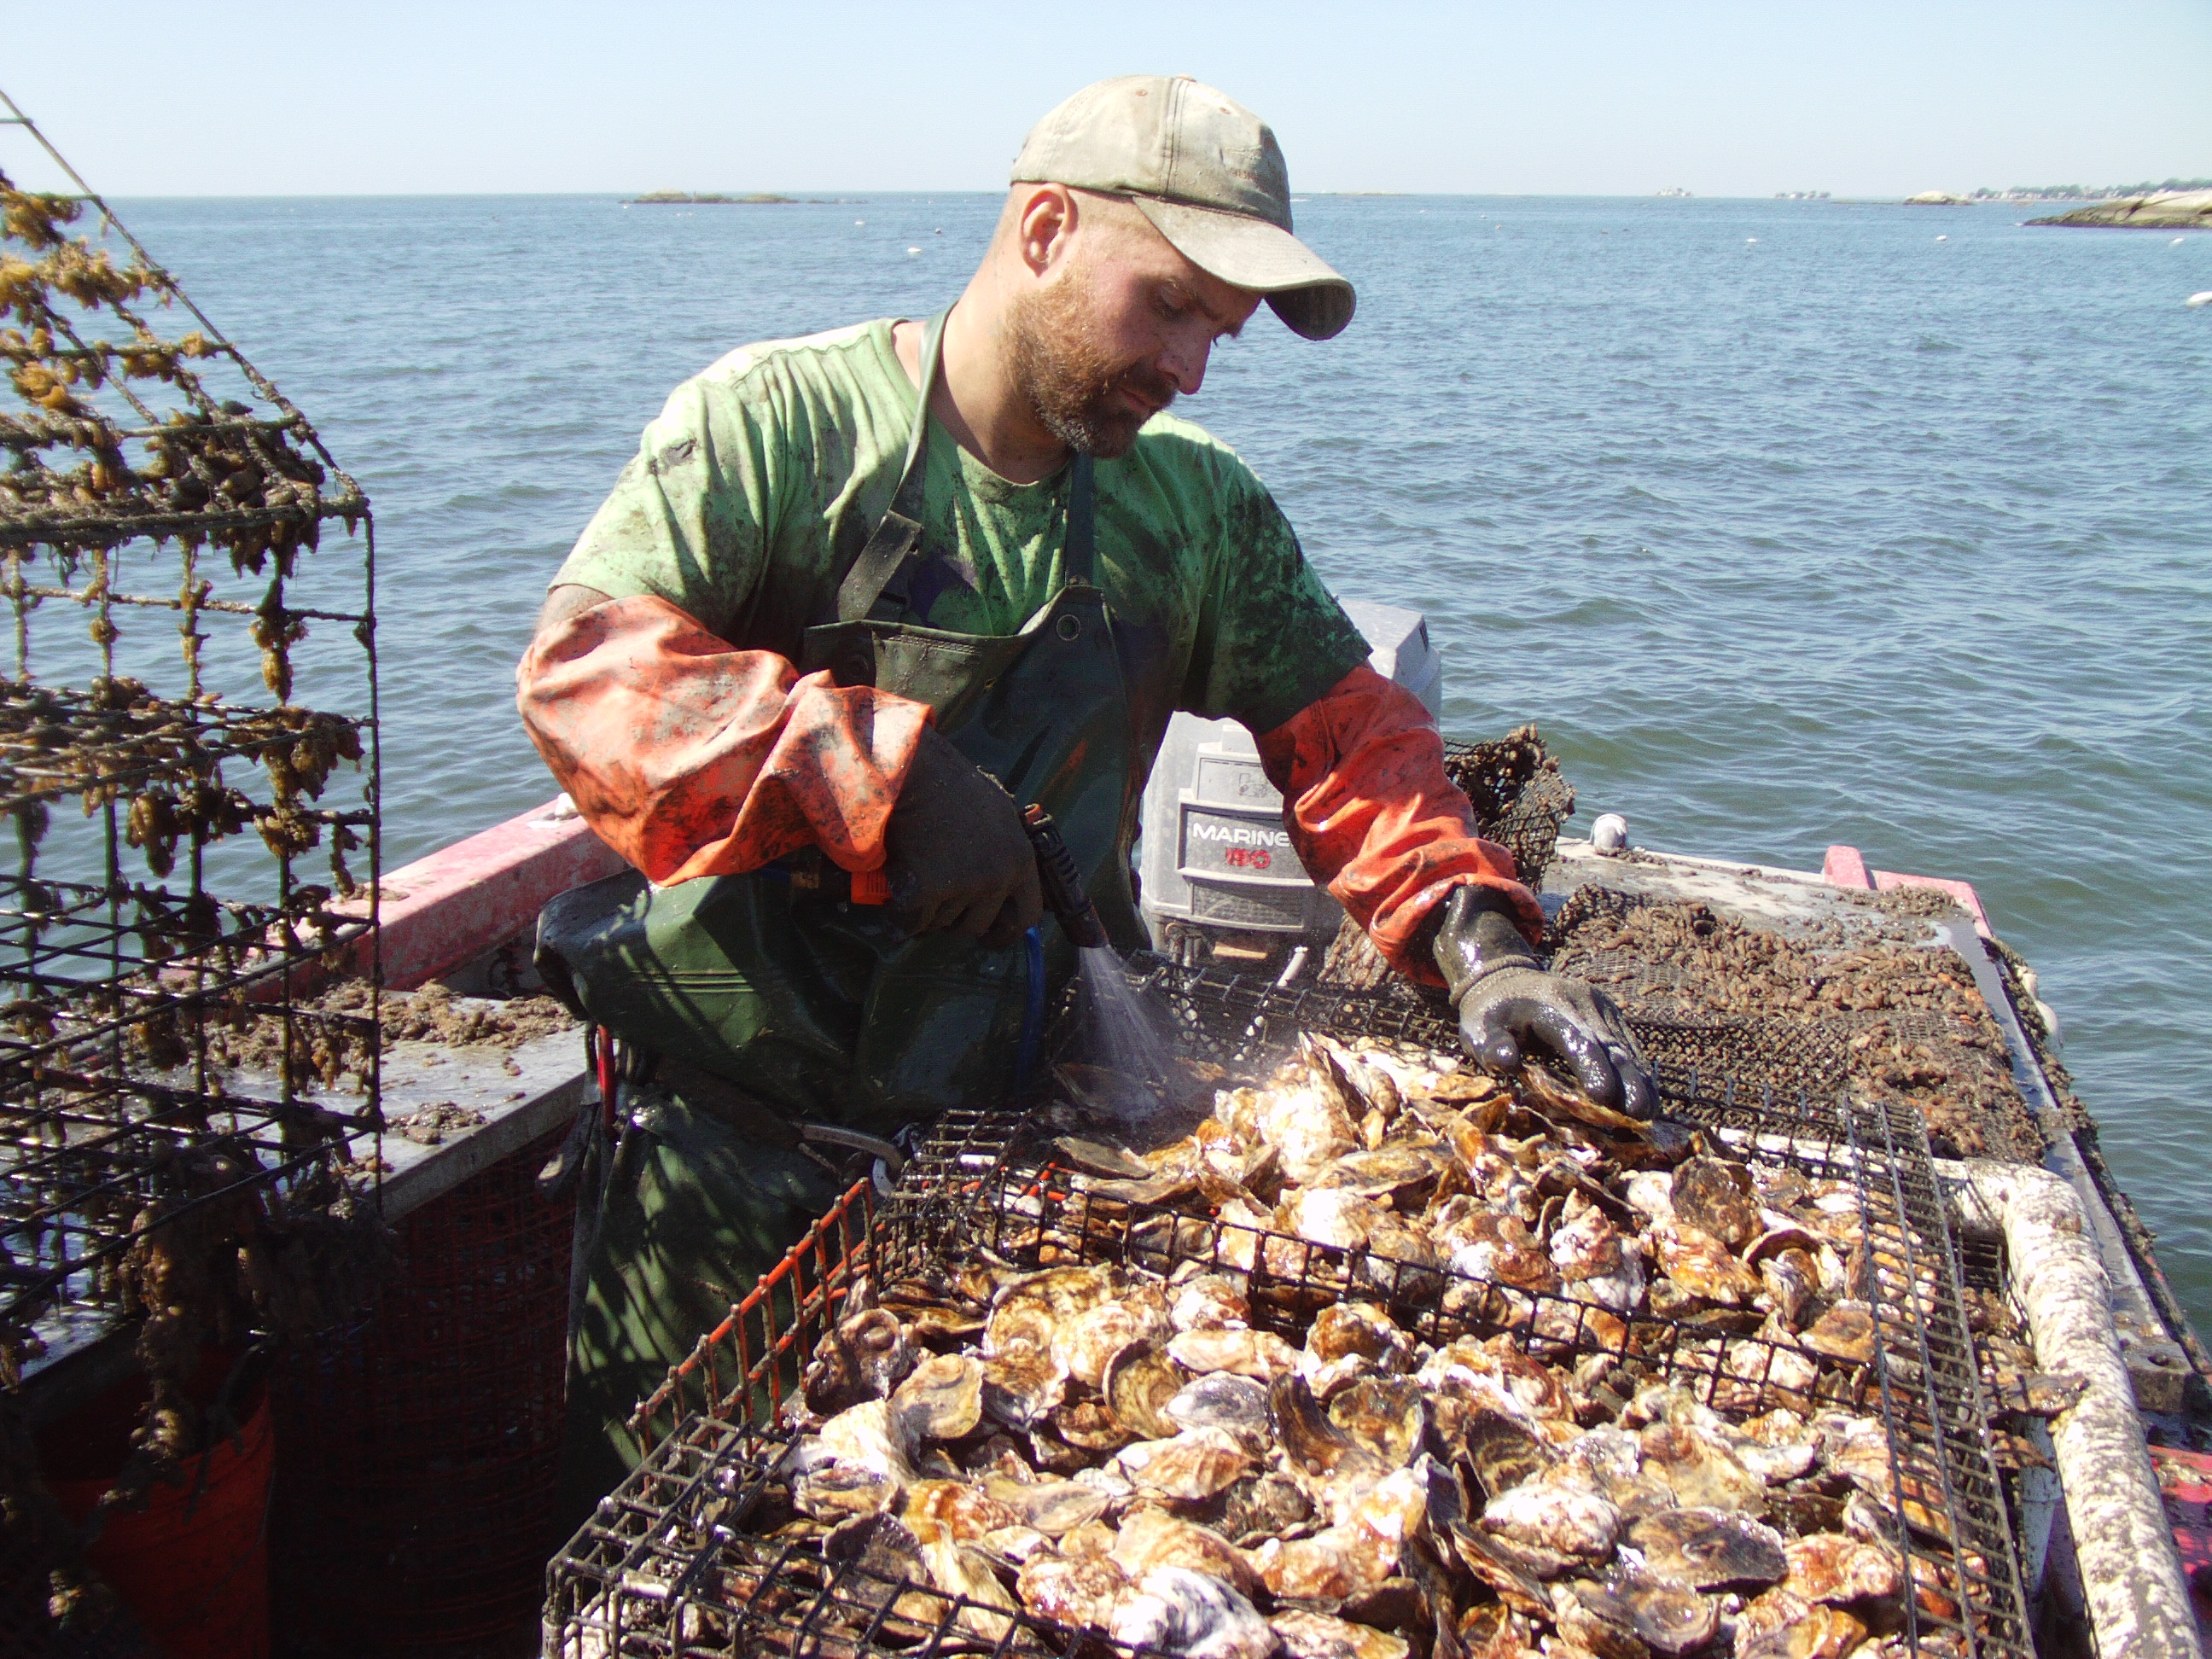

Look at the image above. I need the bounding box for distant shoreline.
[625,191,803,206]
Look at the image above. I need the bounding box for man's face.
[1006,194,1263,460]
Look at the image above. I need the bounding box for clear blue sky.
[4,0,2206,199]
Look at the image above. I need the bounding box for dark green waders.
[540,311,1143,1522]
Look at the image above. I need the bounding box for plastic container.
[39,1353,273,1659]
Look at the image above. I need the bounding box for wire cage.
[271,1125,573,1656]
[547,958,2035,1659]
[0,94,381,1392]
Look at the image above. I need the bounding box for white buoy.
[855,218,866,226]
[906,247,921,256]
[1936,235,1948,242]
[1745,236,1758,244]
[1591,813,1630,856]
[2188,292,2212,307]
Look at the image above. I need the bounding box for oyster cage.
[0,94,381,1388]
[549,987,2032,1659]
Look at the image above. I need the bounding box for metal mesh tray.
[550,952,2034,1659]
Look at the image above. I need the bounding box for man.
[519,74,1652,1508]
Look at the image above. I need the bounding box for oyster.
[1056,1398,1138,1453]
[1214,1470,1314,1545]
[1277,1186,1383,1252]
[1551,1195,1647,1314]
[804,1307,918,1416]
[1313,1144,1441,1204]
[900,1478,1021,1541]
[1580,1568,1720,1658]
[1447,1520,1555,1613]
[1016,1551,1126,1627]
[1782,1534,1902,1605]
[1671,1156,1760,1249]
[1169,1326,1301,1380]
[1653,1222,1762,1305]
[913,1524,1020,1641]
[1758,1249,1821,1329]
[985,1265,1120,1355]
[1802,1301,1877,1365]
[1328,1377,1426,1469]
[1171,1272,1252,1332]
[818,1398,919,1481]
[1639,1421,1764,1511]
[1479,1479,1621,1563]
[1104,1341,1187,1441]
[1273,1373,1389,1495]
[1270,1608,1412,1659]
[1252,1532,1359,1600]
[1735,1586,1867,1659]
[1111,1507,1261,1596]
[1132,1427,1254,1503]
[1447,1405,1557,1499]
[1057,1285,1173,1389]
[1627,1507,1787,1590]
[1304,1302,1416,1371]
[889,1353,984,1442]
[794,1462,899,1521]
[981,1344,1069,1430]
[1166,1371,1273,1450]
[1111,1566,1278,1659]
[980,1476,1109,1535]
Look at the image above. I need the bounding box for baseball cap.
[1010,75,1356,341]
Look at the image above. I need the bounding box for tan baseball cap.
[1010,75,1356,341]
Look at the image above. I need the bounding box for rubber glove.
[1434,885,1657,1120]
[884,726,1042,948]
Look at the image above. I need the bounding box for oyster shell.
[979,1476,1109,1535]
[1736,1588,1867,1659]
[804,1307,918,1417]
[1802,1301,1877,1365]
[1214,1470,1314,1545]
[1551,1196,1647,1314]
[1171,1272,1252,1332]
[1166,1371,1273,1450]
[1782,1534,1902,1605]
[1111,1507,1261,1596]
[1328,1377,1426,1470]
[1016,1550,1126,1627]
[1639,1421,1764,1511]
[1270,1608,1412,1659]
[889,1353,984,1442]
[1579,1568,1720,1658]
[1304,1302,1415,1371]
[1132,1427,1255,1503]
[1313,1144,1442,1204]
[1169,1326,1301,1380]
[981,1344,1069,1430]
[1653,1222,1762,1305]
[900,1478,1021,1541]
[1671,1156,1760,1249]
[794,1463,899,1521]
[985,1264,1120,1355]
[1253,1531,1359,1600]
[1627,1507,1787,1590]
[1104,1341,1186,1441]
[1111,1566,1278,1659]
[1479,1479,1622,1562]
[1057,1285,1173,1389]
[818,1397,919,1481]
[1444,1404,1557,1499]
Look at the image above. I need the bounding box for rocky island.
[626,191,799,205]
[2030,189,2212,230]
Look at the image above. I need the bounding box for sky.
[2,0,2207,199]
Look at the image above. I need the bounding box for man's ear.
[1014,183,1079,277]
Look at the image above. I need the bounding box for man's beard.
[1006,270,1178,460]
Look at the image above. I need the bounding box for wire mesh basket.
[549,954,2034,1659]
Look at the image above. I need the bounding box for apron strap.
[833,309,1100,622]
[834,309,951,625]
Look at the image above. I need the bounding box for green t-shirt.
[555,319,1369,748]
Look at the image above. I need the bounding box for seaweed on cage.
[0,89,383,1597]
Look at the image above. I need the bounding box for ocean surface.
[107,192,2211,1330]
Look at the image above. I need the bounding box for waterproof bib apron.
[549,311,1138,1516]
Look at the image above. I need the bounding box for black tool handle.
[1020,804,1109,950]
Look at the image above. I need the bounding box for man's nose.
[1159,336,1211,396]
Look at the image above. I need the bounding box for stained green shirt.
[554,318,1368,745]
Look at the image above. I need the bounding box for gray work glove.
[884,726,1042,949]
[1433,885,1657,1121]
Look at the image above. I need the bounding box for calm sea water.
[112,192,2212,1330]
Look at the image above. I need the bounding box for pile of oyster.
[744,1036,2034,1659]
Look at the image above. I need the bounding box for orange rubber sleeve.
[515,594,934,886]
[1253,663,1544,986]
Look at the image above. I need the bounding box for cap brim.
[1128,196,1356,341]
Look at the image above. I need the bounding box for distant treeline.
[1970,178,2212,201]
